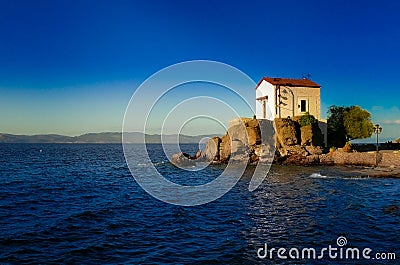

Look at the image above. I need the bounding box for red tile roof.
[257,77,321,88]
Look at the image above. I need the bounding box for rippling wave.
[0,144,399,264]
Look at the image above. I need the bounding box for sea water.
[0,144,398,264]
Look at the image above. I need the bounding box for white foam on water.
[309,172,370,180]
[309,173,328,178]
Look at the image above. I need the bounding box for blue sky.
[0,0,399,141]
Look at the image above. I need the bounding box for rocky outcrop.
[170,150,204,167]
[274,117,325,165]
[274,118,299,146]
[204,137,221,161]
[275,117,323,148]
[300,123,324,146]
[171,116,327,166]
[171,116,400,168]
[170,152,197,167]
[219,134,231,161]
[201,117,275,164]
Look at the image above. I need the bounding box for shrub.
[342,141,352,153]
[298,112,317,127]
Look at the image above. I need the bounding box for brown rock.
[319,154,335,165]
[228,124,248,144]
[219,134,231,162]
[286,145,309,156]
[305,145,323,155]
[246,126,261,146]
[194,150,202,159]
[231,139,247,154]
[301,125,313,146]
[170,152,196,167]
[255,144,275,162]
[245,118,260,128]
[305,154,320,164]
[275,118,300,146]
[181,117,276,165]
[229,117,258,128]
[300,123,324,146]
[250,153,259,163]
[204,137,221,161]
[227,118,261,146]
[282,153,307,165]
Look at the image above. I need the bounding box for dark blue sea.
[0,144,399,264]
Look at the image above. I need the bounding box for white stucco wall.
[255,80,275,120]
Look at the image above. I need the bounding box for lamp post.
[374,124,382,166]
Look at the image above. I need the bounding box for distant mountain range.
[0,132,217,144]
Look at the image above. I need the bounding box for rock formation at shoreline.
[201,118,276,165]
[273,117,324,165]
[170,117,400,168]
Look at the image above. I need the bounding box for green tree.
[327,105,374,146]
[343,106,374,141]
[327,105,348,147]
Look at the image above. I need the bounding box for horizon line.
[0,131,222,137]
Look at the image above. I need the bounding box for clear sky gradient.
[0,0,399,141]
